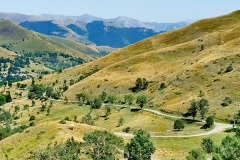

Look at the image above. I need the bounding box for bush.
[221,97,232,106]
[29,115,36,121]
[159,83,167,90]
[59,120,66,124]
[64,117,70,121]
[122,127,131,133]
[206,116,214,128]
[29,122,35,126]
[225,64,233,73]
[174,119,185,131]
[118,117,124,127]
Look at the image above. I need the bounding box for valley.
[0,7,240,160]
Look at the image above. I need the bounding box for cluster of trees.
[78,68,101,82]
[184,99,209,121]
[28,84,60,100]
[187,130,240,160]
[76,91,148,109]
[23,51,85,70]
[0,91,12,106]
[132,78,149,92]
[32,129,156,160]
[0,56,32,82]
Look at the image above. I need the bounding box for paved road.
[105,104,232,138]
[48,99,232,138]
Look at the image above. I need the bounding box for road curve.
[48,99,232,138]
[105,104,232,138]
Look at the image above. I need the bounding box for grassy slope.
[0,19,96,61]
[0,47,17,58]
[31,10,240,120]
[0,89,220,159]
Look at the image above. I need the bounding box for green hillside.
[30,10,240,121]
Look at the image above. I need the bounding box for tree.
[31,77,35,86]
[0,95,6,106]
[104,106,111,117]
[83,131,124,160]
[202,138,215,154]
[187,100,198,120]
[142,78,148,90]
[29,115,36,121]
[219,136,240,160]
[136,95,147,109]
[99,91,107,102]
[5,91,12,103]
[118,117,124,127]
[174,119,185,131]
[198,99,209,120]
[124,129,156,160]
[91,98,102,109]
[8,81,12,88]
[3,82,7,91]
[186,148,206,160]
[206,116,214,128]
[159,82,167,90]
[107,95,117,104]
[47,108,50,116]
[124,94,134,107]
[45,86,54,98]
[76,92,87,103]
[135,78,143,92]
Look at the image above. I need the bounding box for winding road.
[48,99,232,138]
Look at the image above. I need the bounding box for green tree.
[188,100,198,120]
[29,115,36,121]
[198,99,209,120]
[0,95,6,106]
[91,98,102,109]
[104,106,111,117]
[47,108,50,116]
[99,91,107,102]
[124,129,156,160]
[31,77,35,86]
[76,92,87,103]
[118,117,124,127]
[206,116,214,128]
[202,138,215,154]
[5,91,12,103]
[124,94,134,107]
[8,81,12,88]
[83,131,124,160]
[46,86,54,98]
[135,78,143,92]
[174,119,185,131]
[107,95,117,104]
[219,136,240,160]
[136,95,147,109]
[186,148,206,160]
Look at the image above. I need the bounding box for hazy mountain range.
[41,14,191,32]
[0,12,190,48]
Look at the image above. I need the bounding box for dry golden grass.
[30,10,240,121]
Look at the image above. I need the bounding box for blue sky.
[1,0,240,22]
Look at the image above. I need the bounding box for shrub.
[122,127,131,133]
[206,116,214,128]
[159,83,167,90]
[118,117,124,127]
[29,122,35,126]
[174,119,185,131]
[59,120,66,124]
[225,64,233,73]
[221,97,232,106]
[29,115,36,121]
